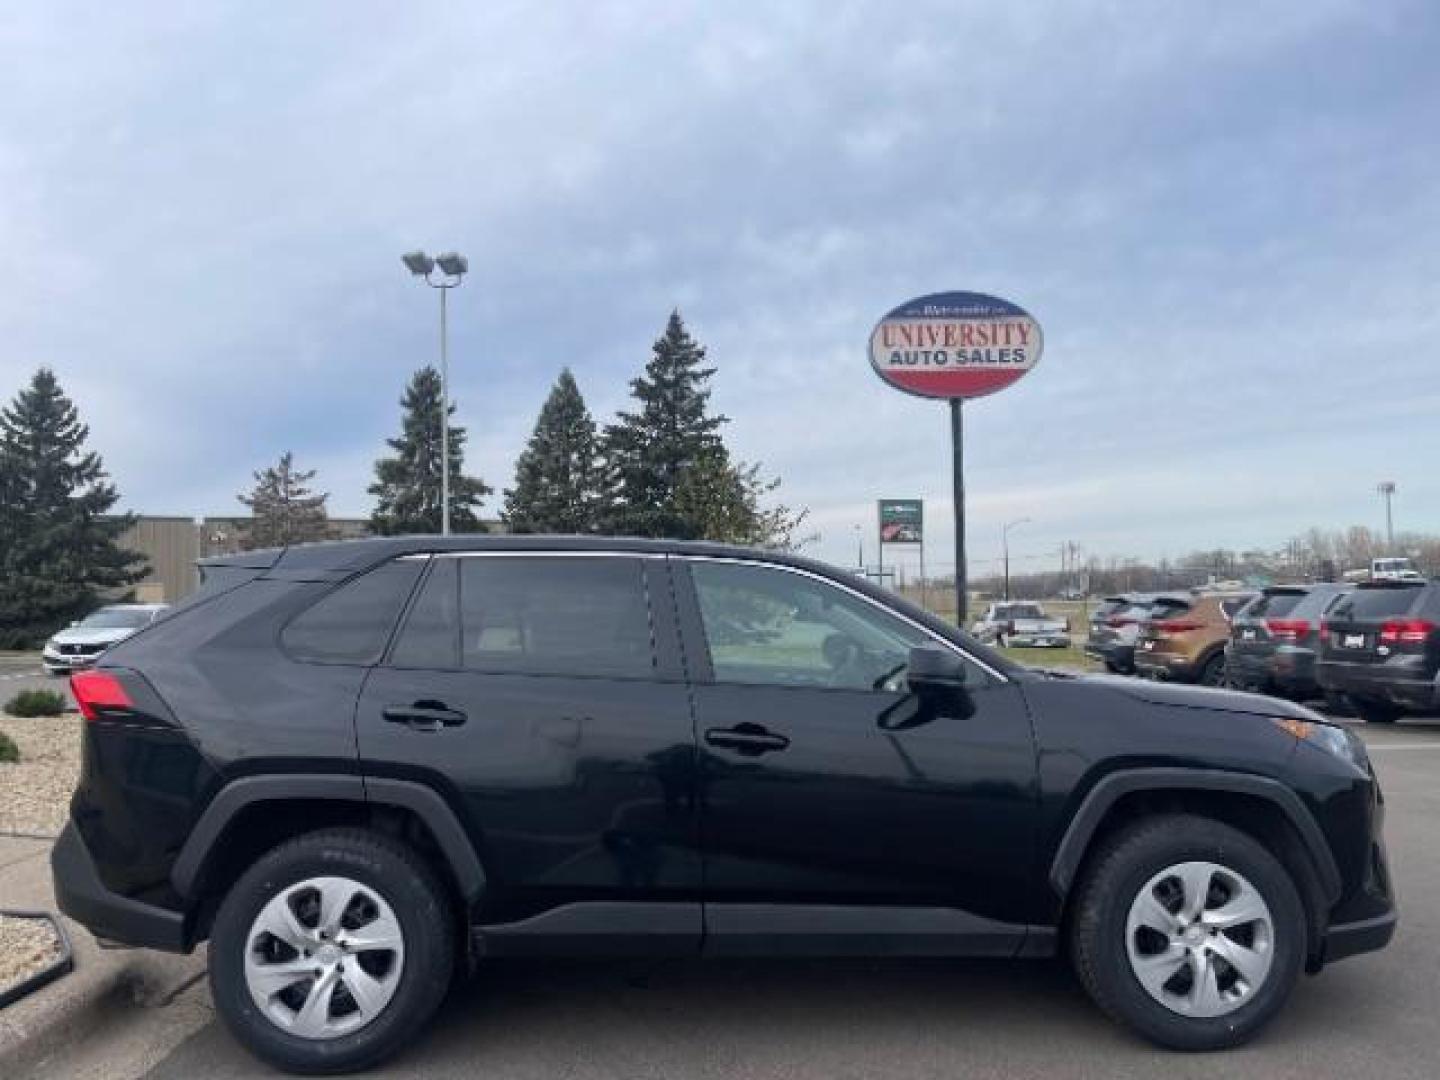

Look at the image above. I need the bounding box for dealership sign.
[878,499,923,544]
[868,291,1044,400]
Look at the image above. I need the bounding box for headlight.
[1272,717,1370,772]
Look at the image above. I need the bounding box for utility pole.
[1002,517,1030,601]
[1377,481,1396,552]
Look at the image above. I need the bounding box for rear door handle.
[382,702,467,730]
[704,723,790,756]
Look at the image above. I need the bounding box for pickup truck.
[969,601,1071,647]
[1343,557,1424,584]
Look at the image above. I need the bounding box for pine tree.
[369,366,490,534]
[237,451,332,549]
[673,450,812,551]
[603,310,727,538]
[503,369,603,533]
[0,369,146,647]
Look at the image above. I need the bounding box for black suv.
[1226,584,1350,700]
[52,538,1395,1073]
[1318,580,1440,723]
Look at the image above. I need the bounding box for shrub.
[0,730,17,763]
[4,689,69,718]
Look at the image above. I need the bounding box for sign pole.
[951,399,966,626]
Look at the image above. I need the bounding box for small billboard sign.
[878,499,923,544]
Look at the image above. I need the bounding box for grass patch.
[4,689,69,718]
[997,642,1095,671]
[0,730,17,763]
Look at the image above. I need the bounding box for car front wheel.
[209,828,455,1074]
[1070,814,1304,1050]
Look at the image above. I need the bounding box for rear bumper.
[51,822,190,952]
[1318,663,1439,711]
[1225,648,1276,691]
[1133,650,1198,681]
[1083,642,1134,670]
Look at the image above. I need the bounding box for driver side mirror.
[906,646,968,691]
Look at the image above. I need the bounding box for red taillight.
[1319,619,1330,643]
[1154,619,1202,633]
[1379,618,1437,645]
[69,670,133,721]
[1265,618,1312,643]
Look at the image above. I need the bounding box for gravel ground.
[0,715,81,836]
[0,913,62,991]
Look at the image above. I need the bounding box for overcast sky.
[3,1,1437,574]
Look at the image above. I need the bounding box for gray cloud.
[1,0,1437,573]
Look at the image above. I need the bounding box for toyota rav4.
[52,537,1395,1073]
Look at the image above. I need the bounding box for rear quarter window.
[282,559,425,664]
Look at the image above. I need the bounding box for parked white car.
[970,602,1071,648]
[42,603,169,675]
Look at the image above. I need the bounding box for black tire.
[1197,653,1226,687]
[1322,691,1356,718]
[1104,661,1123,674]
[1070,814,1305,1051]
[1353,698,1402,725]
[209,828,456,1075]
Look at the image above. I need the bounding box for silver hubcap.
[243,876,405,1039]
[1125,861,1275,1018]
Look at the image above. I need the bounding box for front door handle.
[704,723,790,756]
[383,701,467,730]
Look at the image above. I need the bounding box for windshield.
[77,609,152,629]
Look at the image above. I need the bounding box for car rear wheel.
[209,829,455,1074]
[1198,653,1226,687]
[1070,814,1304,1051]
[1353,699,1401,724]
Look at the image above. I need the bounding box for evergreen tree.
[369,366,490,534]
[603,310,727,538]
[0,369,146,647]
[237,451,332,549]
[673,450,812,551]
[503,369,603,533]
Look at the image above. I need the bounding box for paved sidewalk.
[0,835,207,1078]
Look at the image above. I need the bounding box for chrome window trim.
[399,550,663,560]
[394,548,1007,683]
[675,554,1009,684]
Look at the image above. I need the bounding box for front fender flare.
[1047,767,1342,905]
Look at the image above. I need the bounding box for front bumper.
[1318,661,1439,711]
[41,650,102,672]
[51,822,190,952]
[1323,910,1398,964]
[1006,634,1071,648]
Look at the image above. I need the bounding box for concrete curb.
[0,929,206,1077]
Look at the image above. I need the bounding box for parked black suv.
[1318,579,1440,723]
[1227,584,1350,700]
[53,538,1395,1072]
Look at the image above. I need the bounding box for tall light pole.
[1377,481,1396,553]
[1002,517,1031,600]
[402,250,468,536]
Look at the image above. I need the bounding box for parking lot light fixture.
[402,249,468,535]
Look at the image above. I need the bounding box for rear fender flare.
[170,774,485,904]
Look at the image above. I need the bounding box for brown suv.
[1133,590,1256,685]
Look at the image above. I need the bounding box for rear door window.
[388,556,657,677]
[1245,592,1304,619]
[282,558,425,664]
